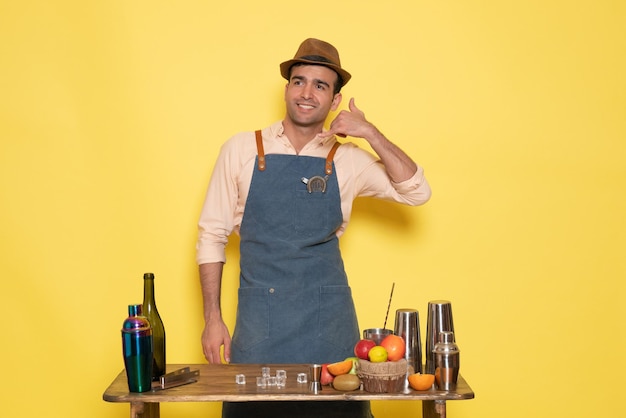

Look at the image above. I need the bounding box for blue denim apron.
[223,131,372,418]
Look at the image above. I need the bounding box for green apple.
[344,356,359,374]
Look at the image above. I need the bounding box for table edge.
[103,364,475,403]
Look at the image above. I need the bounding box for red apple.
[380,334,406,361]
[354,339,377,360]
[320,363,334,385]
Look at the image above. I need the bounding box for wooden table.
[103,364,474,418]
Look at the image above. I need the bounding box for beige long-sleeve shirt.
[196,121,431,264]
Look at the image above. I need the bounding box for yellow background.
[1,1,624,417]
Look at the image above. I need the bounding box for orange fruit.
[327,359,353,376]
[408,373,435,391]
[380,334,406,361]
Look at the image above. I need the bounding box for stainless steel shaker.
[433,331,460,390]
[122,304,154,392]
[394,309,422,375]
[424,300,455,374]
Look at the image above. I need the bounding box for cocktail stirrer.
[383,282,395,329]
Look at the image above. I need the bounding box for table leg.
[423,400,446,418]
[130,402,160,418]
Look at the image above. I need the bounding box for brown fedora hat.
[280,38,351,86]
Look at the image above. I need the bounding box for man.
[196,38,431,417]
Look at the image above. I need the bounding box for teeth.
[298,104,314,109]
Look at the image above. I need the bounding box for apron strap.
[255,130,266,171]
[325,141,341,175]
[254,129,341,174]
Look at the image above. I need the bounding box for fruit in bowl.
[367,345,388,363]
[354,339,376,360]
[380,334,406,361]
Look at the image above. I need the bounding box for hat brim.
[280,58,351,86]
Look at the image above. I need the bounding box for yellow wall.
[1,1,624,417]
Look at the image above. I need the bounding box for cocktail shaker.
[122,304,153,393]
[433,331,460,390]
[393,309,422,375]
[424,300,455,374]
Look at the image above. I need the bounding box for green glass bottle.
[142,272,166,380]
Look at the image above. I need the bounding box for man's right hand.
[199,262,231,364]
[202,317,232,364]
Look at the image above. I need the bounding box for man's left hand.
[321,98,378,140]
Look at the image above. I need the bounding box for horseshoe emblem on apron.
[301,175,328,193]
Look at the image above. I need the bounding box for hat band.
[300,55,335,65]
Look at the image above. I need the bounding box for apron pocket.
[294,191,331,237]
[318,285,360,354]
[232,287,270,351]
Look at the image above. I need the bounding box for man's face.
[284,65,342,129]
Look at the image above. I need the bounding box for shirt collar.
[273,121,337,147]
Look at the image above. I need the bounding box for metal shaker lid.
[433,331,459,353]
[122,304,152,335]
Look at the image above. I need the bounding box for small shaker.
[121,304,154,392]
[433,331,460,391]
[309,364,322,393]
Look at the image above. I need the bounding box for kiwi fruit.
[332,374,361,391]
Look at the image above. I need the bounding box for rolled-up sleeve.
[342,143,431,206]
[195,140,240,265]
[389,165,432,205]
